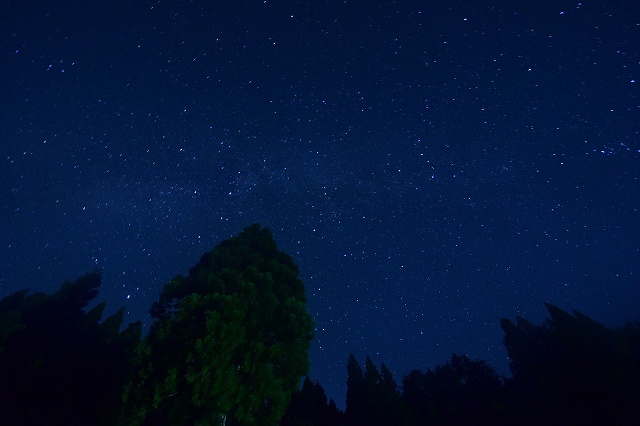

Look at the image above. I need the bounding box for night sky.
[1,0,639,407]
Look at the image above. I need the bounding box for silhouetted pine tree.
[280,376,344,425]
[345,355,414,425]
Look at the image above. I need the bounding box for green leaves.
[123,224,314,425]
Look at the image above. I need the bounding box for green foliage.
[2,227,638,426]
[123,224,314,425]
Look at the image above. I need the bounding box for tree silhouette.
[345,354,413,425]
[401,354,506,425]
[280,376,344,425]
[501,302,640,425]
[2,233,639,426]
[122,224,314,425]
[0,271,141,425]
[345,353,366,425]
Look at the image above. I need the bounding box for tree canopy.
[401,354,505,426]
[122,224,314,425]
[345,354,414,426]
[500,302,640,425]
[0,225,638,425]
[280,376,343,426]
[0,271,141,425]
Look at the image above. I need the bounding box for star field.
[1,0,639,407]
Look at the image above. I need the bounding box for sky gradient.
[1,0,638,407]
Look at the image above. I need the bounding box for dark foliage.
[280,376,344,426]
[500,302,640,425]
[401,354,506,425]
[0,271,141,425]
[122,224,314,425]
[345,354,415,425]
[0,227,638,426]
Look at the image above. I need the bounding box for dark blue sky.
[1,0,638,407]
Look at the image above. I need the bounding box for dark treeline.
[0,225,638,425]
[283,304,640,426]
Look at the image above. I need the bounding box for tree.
[345,354,413,426]
[122,224,314,425]
[501,303,640,425]
[401,354,506,426]
[345,354,366,425]
[280,376,344,425]
[0,271,141,425]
